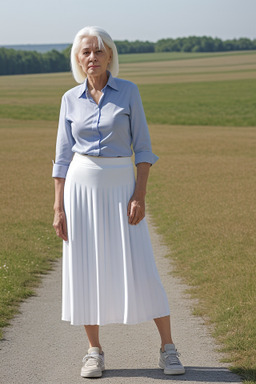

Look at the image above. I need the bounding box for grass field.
[147,125,256,382]
[0,51,255,383]
[118,50,256,63]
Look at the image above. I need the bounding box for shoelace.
[164,351,181,365]
[82,354,103,366]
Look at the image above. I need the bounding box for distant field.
[0,52,256,126]
[118,49,256,63]
[0,51,256,383]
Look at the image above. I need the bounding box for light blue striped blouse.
[52,72,158,178]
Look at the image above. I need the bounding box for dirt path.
[0,218,241,384]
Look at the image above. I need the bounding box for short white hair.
[71,26,119,83]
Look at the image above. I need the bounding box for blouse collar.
[78,71,118,98]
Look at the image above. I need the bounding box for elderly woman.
[52,26,184,378]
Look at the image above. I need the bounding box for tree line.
[116,37,256,53]
[1,36,255,76]
[0,48,70,76]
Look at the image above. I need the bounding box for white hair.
[71,26,119,83]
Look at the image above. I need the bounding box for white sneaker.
[81,347,105,378]
[159,344,185,375]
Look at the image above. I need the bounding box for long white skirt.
[62,153,170,325]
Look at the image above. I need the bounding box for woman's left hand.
[127,193,145,225]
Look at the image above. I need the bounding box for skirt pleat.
[62,153,170,325]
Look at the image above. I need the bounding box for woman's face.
[77,36,112,77]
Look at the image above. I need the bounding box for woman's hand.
[53,177,67,240]
[127,162,150,225]
[127,192,145,225]
[53,210,68,241]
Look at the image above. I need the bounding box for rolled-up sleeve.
[129,84,158,166]
[52,95,75,178]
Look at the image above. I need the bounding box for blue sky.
[1,0,255,45]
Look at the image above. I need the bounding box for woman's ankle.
[89,344,102,354]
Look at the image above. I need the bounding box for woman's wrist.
[133,189,146,198]
[53,205,64,212]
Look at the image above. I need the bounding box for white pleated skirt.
[62,153,170,325]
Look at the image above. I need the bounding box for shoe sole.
[81,366,105,378]
[159,361,185,375]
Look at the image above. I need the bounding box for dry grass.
[147,124,256,381]
[0,119,61,334]
[119,52,256,84]
[0,119,56,220]
[118,50,256,64]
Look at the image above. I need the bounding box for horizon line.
[1,35,256,46]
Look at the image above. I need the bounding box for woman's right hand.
[53,210,68,241]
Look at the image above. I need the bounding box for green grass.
[0,104,59,120]
[0,52,256,382]
[140,79,256,127]
[0,120,62,336]
[0,222,60,329]
[1,77,256,127]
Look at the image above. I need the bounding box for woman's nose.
[89,51,96,61]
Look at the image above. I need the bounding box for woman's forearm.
[54,177,66,211]
[127,162,150,225]
[134,162,151,196]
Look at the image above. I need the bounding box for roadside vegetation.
[0,51,255,383]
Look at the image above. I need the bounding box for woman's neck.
[87,72,108,92]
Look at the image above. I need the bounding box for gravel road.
[0,218,242,384]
